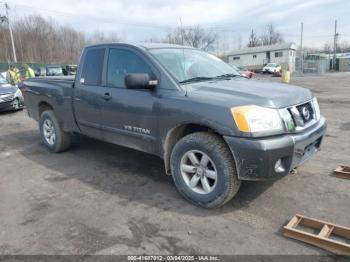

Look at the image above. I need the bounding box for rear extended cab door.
[73,47,107,139]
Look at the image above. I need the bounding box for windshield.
[149,48,240,83]
[0,74,8,85]
[231,64,240,71]
[266,63,276,67]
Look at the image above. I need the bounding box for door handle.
[101,93,112,101]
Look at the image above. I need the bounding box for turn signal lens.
[231,106,251,132]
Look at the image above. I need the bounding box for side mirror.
[125,73,158,89]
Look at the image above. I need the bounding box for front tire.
[39,110,71,152]
[170,132,241,208]
[11,98,21,111]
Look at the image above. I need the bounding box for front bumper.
[0,101,13,111]
[0,97,23,112]
[224,117,327,180]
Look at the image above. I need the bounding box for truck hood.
[184,78,313,108]
[0,84,16,95]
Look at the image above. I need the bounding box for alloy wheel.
[180,150,218,194]
[43,119,56,146]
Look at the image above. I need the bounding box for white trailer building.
[225,42,297,72]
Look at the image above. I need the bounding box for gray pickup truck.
[24,43,326,208]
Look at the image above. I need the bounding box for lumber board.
[284,214,350,255]
[333,165,350,180]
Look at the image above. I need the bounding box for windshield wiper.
[179,76,215,84]
[214,73,241,79]
[179,74,242,84]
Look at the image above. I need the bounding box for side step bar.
[284,214,350,255]
[333,165,350,180]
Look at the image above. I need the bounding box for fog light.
[275,159,285,173]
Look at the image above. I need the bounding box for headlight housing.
[0,93,12,99]
[0,93,13,102]
[312,97,321,121]
[231,105,283,135]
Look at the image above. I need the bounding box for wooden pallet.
[284,214,350,255]
[333,165,350,180]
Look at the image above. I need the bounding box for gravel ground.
[0,72,349,255]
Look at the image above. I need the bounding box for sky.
[2,0,349,51]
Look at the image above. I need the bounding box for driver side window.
[107,48,152,88]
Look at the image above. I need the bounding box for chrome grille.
[279,100,318,132]
[296,102,314,124]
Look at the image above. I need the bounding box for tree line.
[247,23,284,47]
[0,14,219,64]
[0,14,286,64]
[147,26,218,51]
[247,23,350,53]
[0,15,123,64]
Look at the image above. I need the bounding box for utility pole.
[300,22,303,74]
[179,17,184,46]
[333,20,338,71]
[4,2,17,63]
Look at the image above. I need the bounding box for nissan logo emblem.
[302,107,310,120]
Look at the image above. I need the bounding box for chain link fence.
[295,57,331,74]
[0,62,57,72]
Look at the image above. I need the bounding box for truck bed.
[24,76,78,132]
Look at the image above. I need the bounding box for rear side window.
[82,49,105,85]
[107,48,152,88]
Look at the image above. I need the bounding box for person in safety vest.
[21,64,35,79]
[7,64,21,85]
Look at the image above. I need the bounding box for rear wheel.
[39,110,71,152]
[170,132,241,208]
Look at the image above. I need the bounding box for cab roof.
[86,42,195,50]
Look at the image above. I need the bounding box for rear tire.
[39,110,71,153]
[170,132,241,208]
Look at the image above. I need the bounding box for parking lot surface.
[0,73,349,255]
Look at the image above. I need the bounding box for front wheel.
[11,98,21,111]
[39,110,71,153]
[170,132,241,208]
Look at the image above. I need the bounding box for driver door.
[99,47,159,153]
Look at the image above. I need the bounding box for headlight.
[14,88,22,97]
[231,105,283,134]
[312,97,321,120]
[0,93,12,99]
